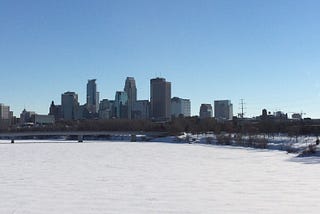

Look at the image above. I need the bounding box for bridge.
[0,131,169,143]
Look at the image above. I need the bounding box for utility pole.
[237,99,246,137]
[239,99,246,119]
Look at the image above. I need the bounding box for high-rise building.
[124,77,137,119]
[171,97,191,117]
[86,79,99,114]
[0,103,10,120]
[133,100,150,120]
[99,99,113,119]
[214,100,233,120]
[62,92,79,120]
[78,104,89,120]
[0,103,11,129]
[150,77,171,121]
[199,104,213,119]
[114,91,128,119]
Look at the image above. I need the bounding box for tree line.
[2,116,320,136]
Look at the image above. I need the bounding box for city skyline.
[1,76,304,120]
[1,1,320,118]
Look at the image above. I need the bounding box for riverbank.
[152,133,320,157]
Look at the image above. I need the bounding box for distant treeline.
[3,117,320,136]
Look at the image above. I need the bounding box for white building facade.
[171,97,191,117]
[214,100,233,120]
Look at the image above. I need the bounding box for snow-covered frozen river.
[1,140,319,213]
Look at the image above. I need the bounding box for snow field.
[0,141,319,213]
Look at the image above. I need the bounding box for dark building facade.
[61,92,79,120]
[49,101,63,121]
[114,91,128,119]
[150,78,171,121]
[199,104,213,119]
[86,79,99,114]
[124,77,137,119]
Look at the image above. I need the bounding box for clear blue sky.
[1,0,320,118]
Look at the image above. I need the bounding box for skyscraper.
[62,92,79,120]
[86,79,99,114]
[114,91,128,119]
[0,103,10,120]
[214,100,233,120]
[150,77,171,121]
[124,77,137,119]
[0,103,11,129]
[99,99,113,119]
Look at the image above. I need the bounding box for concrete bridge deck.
[0,131,168,143]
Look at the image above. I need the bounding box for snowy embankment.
[0,141,320,214]
[167,133,320,156]
[1,132,319,156]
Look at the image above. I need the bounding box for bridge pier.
[131,134,137,142]
[78,135,83,143]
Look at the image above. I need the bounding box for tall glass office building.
[150,77,171,121]
[86,79,99,114]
